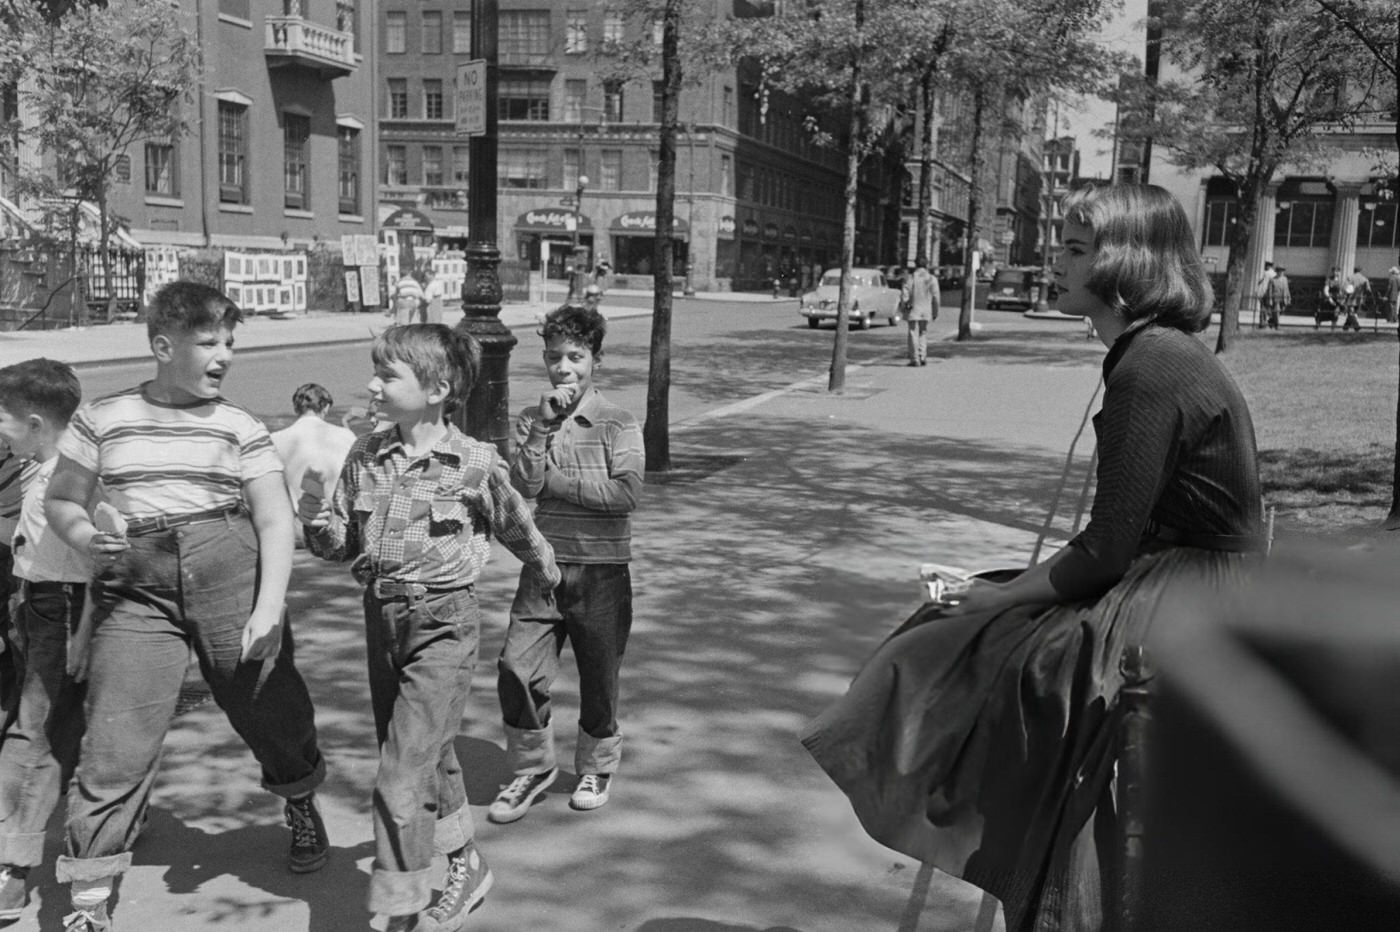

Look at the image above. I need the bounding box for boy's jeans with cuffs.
[363,585,481,917]
[497,562,633,777]
[0,584,87,868]
[57,514,325,886]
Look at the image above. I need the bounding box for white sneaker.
[569,773,612,811]
[487,767,558,824]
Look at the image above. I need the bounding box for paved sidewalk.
[0,304,1106,931]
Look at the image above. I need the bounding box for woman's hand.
[940,577,1014,616]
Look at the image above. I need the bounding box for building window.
[283,111,310,209]
[388,78,408,118]
[217,101,248,205]
[564,80,587,122]
[421,10,441,54]
[1358,200,1399,249]
[1273,200,1332,248]
[603,80,623,122]
[600,149,621,191]
[648,149,659,193]
[565,8,587,53]
[336,1,357,50]
[219,0,249,19]
[452,146,470,185]
[602,11,623,45]
[564,148,581,189]
[652,81,665,123]
[721,154,732,197]
[500,10,549,57]
[386,11,406,53]
[499,148,548,189]
[1201,199,1236,247]
[723,86,734,127]
[145,140,177,196]
[452,11,471,53]
[338,125,359,214]
[423,146,443,186]
[424,79,444,119]
[386,145,407,186]
[498,77,550,121]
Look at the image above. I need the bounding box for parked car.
[985,266,1052,311]
[799,267,902,329]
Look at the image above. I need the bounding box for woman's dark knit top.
[1048,322,1262,601]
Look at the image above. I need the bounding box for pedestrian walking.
[1263,266,1291,330]
[300,324,559,932]
[391,274,425,326]
[44,281,329,932]
[898,258,940,366]
[1342,266,1371,331]
[490,305,644,824]
[1255,260,1276,328]
[422,266,444,325]
[802,184,1264,932]
[1316,268,1342,329]
[0,359,89,925]
[270,383,356,545]
[1386,257,1400,323]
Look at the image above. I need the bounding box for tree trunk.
[916,65,936,266]
[958,86,987,342]
[97,190,117,323]
[643,0,682,472]
[827,0,864,394]
[1214,178,1261,354]
[1387,19,1400,527]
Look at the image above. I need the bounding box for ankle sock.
[71,878,111,909]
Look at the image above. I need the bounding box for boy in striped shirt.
[45,282,328,932]
[489,304,644,824]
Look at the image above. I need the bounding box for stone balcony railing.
[264,16,356,79]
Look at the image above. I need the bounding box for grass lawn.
[1217,325,1398,538]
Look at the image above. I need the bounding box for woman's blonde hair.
[1060,184,1214,332]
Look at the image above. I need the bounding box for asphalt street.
[0,296,1105,931]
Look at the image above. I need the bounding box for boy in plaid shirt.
[301,324,558,932]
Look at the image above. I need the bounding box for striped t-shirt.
[58,384,282,522]
[510,388,643,564]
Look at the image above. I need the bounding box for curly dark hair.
[540,304,607,357]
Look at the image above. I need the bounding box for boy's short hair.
[147,281,243,341]
[292,383,334,415]
[371,324,482,414]
[540,304,607,357]
[0,358,81,426]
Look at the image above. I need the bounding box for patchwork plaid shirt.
[306,423,558,591]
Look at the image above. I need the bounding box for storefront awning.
[383,207,435,232]
[515,209,593,233]
[611,210,689,237]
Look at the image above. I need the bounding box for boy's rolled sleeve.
[485,457,559,588]
[509,411,550,497]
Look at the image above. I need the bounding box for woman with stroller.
[802,184,1265,932]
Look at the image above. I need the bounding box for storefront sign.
[516,209,591,232]
[612,211,689,234]
[742,218,759,237]
[718,215,736,239]
[763,222,779,239]
[383,208,434,232]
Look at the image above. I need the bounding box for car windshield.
[993,270,1031,288]
[821,272,875,287]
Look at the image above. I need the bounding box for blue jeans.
[364,586,479,916]
[0,584,87,867]
[57,514,325,885]
[497,563,632,776]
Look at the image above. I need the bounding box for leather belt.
[370,578,473,601]
[1146,521,1265,554]
[21,580,86,598]
[126,505,245,537]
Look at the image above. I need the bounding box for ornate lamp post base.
[456,241,517,456]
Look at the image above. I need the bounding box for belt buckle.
[374,579,424,600]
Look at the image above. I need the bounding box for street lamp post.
[1035,103,1061,314]
[454,0,516,456]
[682,124,696,297]
[568,173,589,303]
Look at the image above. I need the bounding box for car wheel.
[859,315,871,330]
[807,317,819,329]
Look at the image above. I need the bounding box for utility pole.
[683,123,696,296]
[454,0,515,455]
[1034,100,1060,314]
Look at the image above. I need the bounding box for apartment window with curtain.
[499,10,550,57]
[385,145,407,186]
[600,149,621,191]
[424,79,444,119]
[283,112,310,209]
[603,81,623,122]
[564,148,581,189]
[562,80,587,123]
[386,11,406,53]
[388,78,408,118]
[145,139,177,196]
[498,77,550,120]
[452,11,471,53]
[423,146,443,186]
[421,10,442,53]
[452,146,470,185]
[565,9,587,53]
[499,148,548,188]
[338,126,360,214]
[217,101,249,204]
[602,12,622,44]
